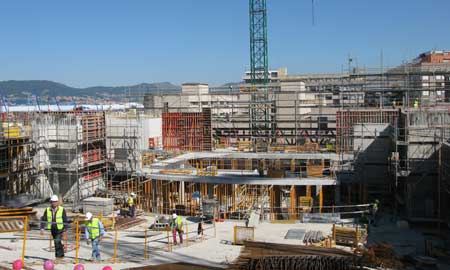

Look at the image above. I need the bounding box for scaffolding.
[42,111,107,204]
[391,108,450,222]
[0,112,35,202]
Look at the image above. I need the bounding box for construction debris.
[362,242,403,269]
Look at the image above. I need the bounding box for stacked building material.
[303,230,326,244]
[0,207,36,218]
[332,224,366,247]
[232,241,356,270]
[0,207,35,232]
[115,217,146,230]
[82,197,113,216]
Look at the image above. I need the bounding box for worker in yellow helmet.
[40,195,68,259]
[128,192,136,217]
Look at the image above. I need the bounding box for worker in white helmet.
[128,192,136,218]
[84,212,105,261]
[40,195,68,259]
[170,213,183,245]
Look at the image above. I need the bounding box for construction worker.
[40,195,68,259]
[197,217,204,236]
[371,199,380,225]
[170,213,183,245]
[414,98,419,108]
[84,212,105,261]
[128,192,135,217]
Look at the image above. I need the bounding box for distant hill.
[0,80,181,98]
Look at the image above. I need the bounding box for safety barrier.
[145,203,375,222]
[3,215,217,266]
[1,204,372,266]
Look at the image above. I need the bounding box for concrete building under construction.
[0,51,449,226]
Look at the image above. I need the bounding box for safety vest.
[46,207,64,230]
[171,216,183,230]
[128,197,134,206]
[86,218,100,239]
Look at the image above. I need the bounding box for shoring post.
[75,221,79,264]
[21,216,27,262]
[113,225,118,264]
[319,186,323,214]
[185,222,188,247]
[166,229,171,252]
[356,225,360,247]
[332,224,336,241]
[112,211,115,230]
[63,231,68,252]
[144,229,148,260]
[201,222,204,241]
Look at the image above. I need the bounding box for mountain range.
[0,80,181,98]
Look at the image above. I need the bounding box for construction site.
[1,1,450,270]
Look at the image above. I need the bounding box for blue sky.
[0,0,449,87]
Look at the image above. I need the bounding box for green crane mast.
[249,0,272,151]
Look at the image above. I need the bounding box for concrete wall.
[352,124,393,201]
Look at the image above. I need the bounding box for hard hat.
[50,195,59,202]
[130,192,135,196]
[172,213,177,219]
[85,212,93,221]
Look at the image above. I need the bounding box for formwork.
[134,179,329,221]
[336,109,399,153]
[116,167,342,222]
[162,108,212,151]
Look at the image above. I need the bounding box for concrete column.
[180,181,185,205]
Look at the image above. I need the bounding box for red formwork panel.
[82,148,104,165]
[336,109,399,153]
[162,109,211,151]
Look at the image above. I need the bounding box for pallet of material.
[82,197,114,216]
[149,222,169,231]
[332,224,366,247]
